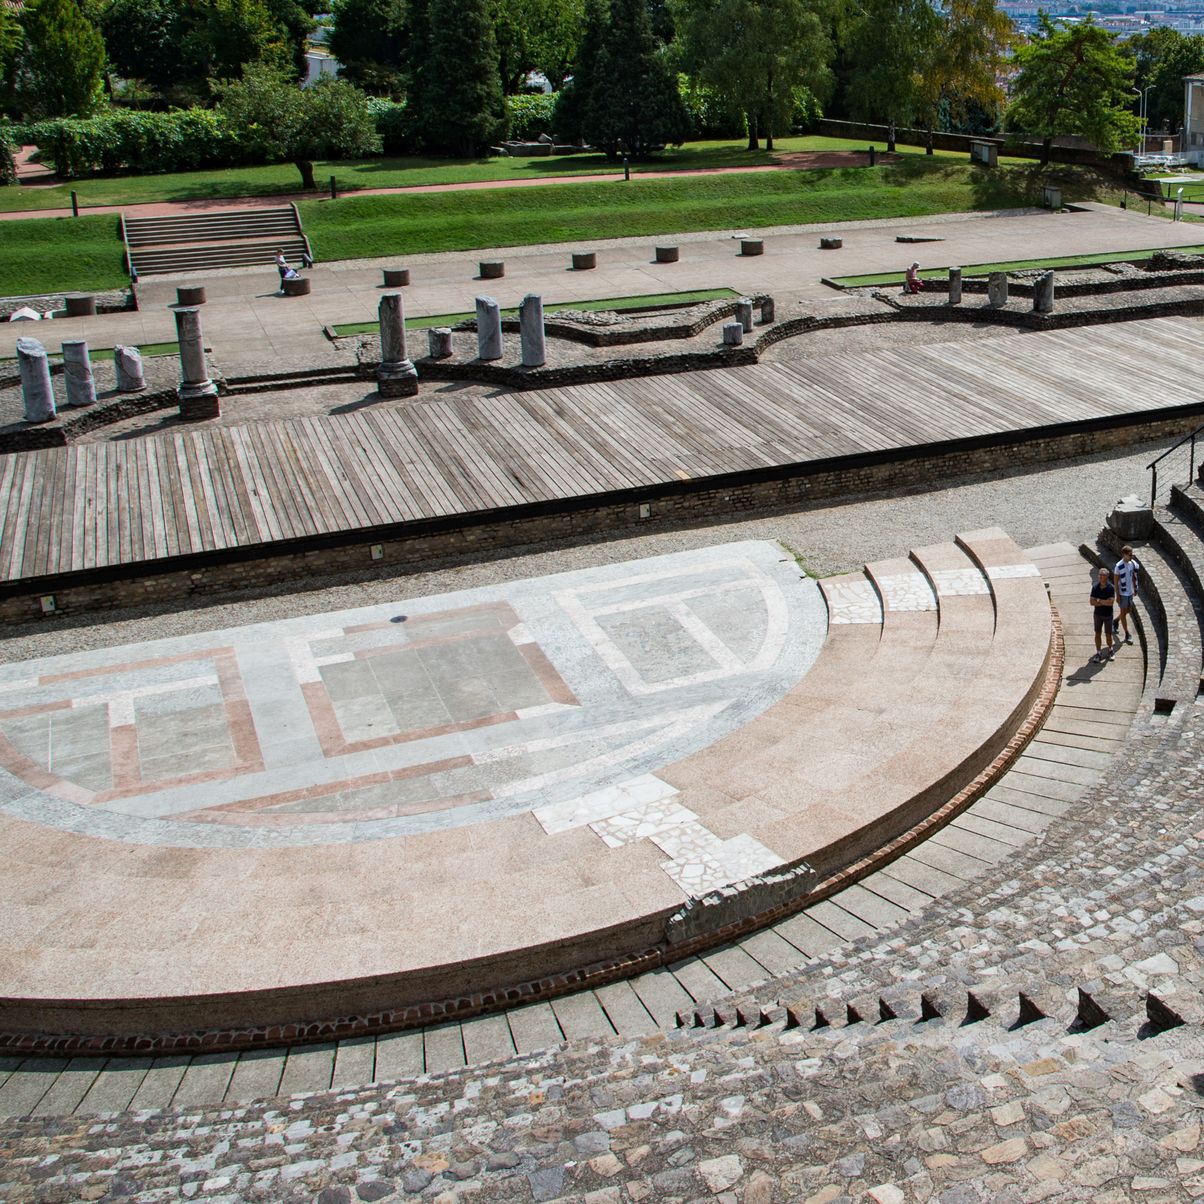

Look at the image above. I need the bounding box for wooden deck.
[1,318,1200,587]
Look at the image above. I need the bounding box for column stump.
[740,239,764,256]
[479,261,505,280]
[282,277,311,296]
[175,285,206,306]
[64,294,96,317]
[383,268,410,287]
[654,246,680,263]
[571,252,597,270]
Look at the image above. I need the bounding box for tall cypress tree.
[416,0,507,155]
[585,0,689,158]
[551,0,605,142]
[20,0,105,117]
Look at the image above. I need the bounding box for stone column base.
[378,362,419,398]
[178,385,220,420]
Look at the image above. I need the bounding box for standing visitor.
[1090,566,1116,662]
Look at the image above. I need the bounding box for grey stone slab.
[0,1062,62,1118]
[971,796,1058,833]
[857,868,936,912]
[506,1003,564,1054]
[423,1025,466,1074]
[880,853,970,897]
[170,1052,237,1107]
[804,899,879,941]
[908,837,995,878]
[1000,772,1086,803]
[951,811,1035,849]
[701,943,772,992]
[931,824,1015,865]
[627,967,696,1027]
[460,1013,517,1065]
[75,1057,153,1115]
[593,980,658,1037]
[830,882,911,930]
[330,1038,376,1089]
[1049,704,1138,730]
[1011,756,1098,787]
[373,1031,424,1082]
[30,1058,107,1117]
[771,910,847,956]
[128,1056,189,1110]
[550,992,615,1041]
[734,927,813,977]
[1034,727,1124,753]
[277,1043,336,1097]
[984,783,1074,816]
[1023,740,1116,771]
[0,1055,25,1088]
[224,1048,286,1103]
[667,956,731,1004]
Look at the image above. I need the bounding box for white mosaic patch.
[876,573,938,613]
[589,799,700,848]
[823,578,883,625]
[659,832,782,899]
[987,563,1041,580]
[532,773,679,835]
[929,567,991,597]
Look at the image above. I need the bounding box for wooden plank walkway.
[2,317,1202,586]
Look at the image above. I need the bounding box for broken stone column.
[61,340,97,408]
[1033,271,1055,314]
[760,298,775,324]
[736,298,754,333]
[948,267,962,305]
[519,293,546,368]
[377,291,419,397]
[16,335,55,423]
[173,306,219,419]
[476,296,503,361]
[722,321,743,346]
[427,327,453,359]
[113,345,146,392]
[987,272,1008,308]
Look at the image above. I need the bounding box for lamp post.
[1133,85,1152,156]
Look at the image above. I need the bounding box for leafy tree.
[1125,27,1204,134]
[673,0,831,151]
[329,0,406,93]
[19,0,106,117]
[842,0,940,151]
[914,0,1012,150]
[218,63,381,186]
[585,0,690,157]
[492,0,584,92]
[1006,13,1140,163]
[101,0,185,93]
[183,0,290,87]
[262,0,319,79]
[414,0,507,154]
[551,0,605,140]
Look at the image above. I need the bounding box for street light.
[1133,86,1152,156]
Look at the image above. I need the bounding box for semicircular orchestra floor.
[0,531,1053,1049]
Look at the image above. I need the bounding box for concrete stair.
[122,206,311,276]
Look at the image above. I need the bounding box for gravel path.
[0,434,1163,663]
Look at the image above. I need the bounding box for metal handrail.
[1147,421,1204,506]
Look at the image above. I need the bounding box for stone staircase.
[122,205,311,276]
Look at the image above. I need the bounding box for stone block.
[571,252,596,270]
[1107,495,1154,540]
[740,239,764,256]
[479,261,505,279]
[175,285,206,306]
[759,297,775,324]
[654,245,679,263]
[282,277,311,296]
[819,236,842,249]
[987,272,1008,308]
[722,321,743,346]
[382,268,410,287]
[64,293,96,317]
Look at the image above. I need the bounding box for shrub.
[28,108,246,178]
[367,96,412,154]
[505,92,556,141]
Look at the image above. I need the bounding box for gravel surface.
[0,435,1163,663]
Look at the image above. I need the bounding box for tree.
[492,0,584,92]
[19,0,106,117]
[1006,13,1141,164]
[413,0,507,154]
[329,0,406,93]
[219,63,381,186]
[262,0,319,79]
[101,0,186,93]
[551,0,605,140]
[183,0,290,87]
[914,0,1012,151]
[842,0,940,151]
[1125,27,1204,134]
[673,0,832,152]
[585,0,690,157]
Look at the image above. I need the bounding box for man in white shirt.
[1113,544,1141,646]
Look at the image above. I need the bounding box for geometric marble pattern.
[0,542,825,902]
[823,576,883,625]
[987,562,1042,580]
[875,572,938,612]
[929,566,992,596]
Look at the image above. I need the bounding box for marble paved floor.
[0,542,823,901]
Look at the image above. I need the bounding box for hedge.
[505,92,556,141]
[26,109,247,178]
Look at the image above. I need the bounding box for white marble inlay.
[876,573,938,613]
[659,831,782,899]
[987,563,1041,580]
[823,578,882,625]
[929,567,991,596]
[590,799,699,848]
[533,772,679,834]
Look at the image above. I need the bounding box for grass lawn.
[298,159,1119,264]
[0,341,177,363]
[2,135,1028,214]
[0,213,127,294]
[330,288,740,336]
[831,243,1204,287]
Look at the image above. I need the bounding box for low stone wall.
[0,286,136,322]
